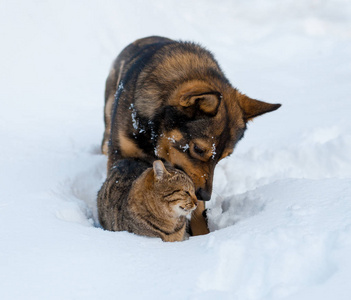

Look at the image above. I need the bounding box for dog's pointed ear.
[237,92,281,122]
[177,81,221,116]
[153,160,169,180]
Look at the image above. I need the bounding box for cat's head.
[152,160,198,216]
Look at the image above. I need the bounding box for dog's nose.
[196,188,211,201]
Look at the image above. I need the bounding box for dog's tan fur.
[101,36,281,235]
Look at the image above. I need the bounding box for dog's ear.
[237,92,281,122]
[176,81,221,116]
[180,92,221,116]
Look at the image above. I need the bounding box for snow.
[1,0,351,299]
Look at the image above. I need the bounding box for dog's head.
[156,80,281,201]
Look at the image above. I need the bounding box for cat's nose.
[192,197,198,207]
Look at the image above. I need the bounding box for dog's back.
[102,36,174,154]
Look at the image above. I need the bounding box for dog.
[101,36,281,235]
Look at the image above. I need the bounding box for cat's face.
[153,161,198,217]
[163,181,198,216]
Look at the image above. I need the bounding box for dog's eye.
[193,144,205,155]
[189,141,211,161]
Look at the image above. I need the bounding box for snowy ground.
[1,1,351,299]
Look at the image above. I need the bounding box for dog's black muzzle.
[196,188,211,201]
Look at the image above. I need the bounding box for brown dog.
[101,36,281,235]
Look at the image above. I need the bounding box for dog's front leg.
[190,201,209,236]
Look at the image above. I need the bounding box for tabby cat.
[97,159,198,242]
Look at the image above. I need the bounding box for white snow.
[1,1,351,299]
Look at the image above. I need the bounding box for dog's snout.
[196,188,211,201]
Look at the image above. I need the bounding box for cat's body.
[97,159,197,242]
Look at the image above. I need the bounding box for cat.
[97,159,198,242]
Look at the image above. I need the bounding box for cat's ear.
[153,160,170,180]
